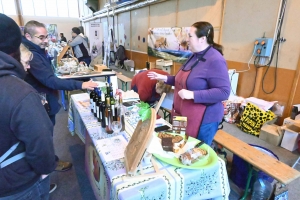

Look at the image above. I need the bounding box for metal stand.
[240,164,254,200]
[60,90,67,111]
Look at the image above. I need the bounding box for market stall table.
[57,71,118,110]
[68,93,230,200]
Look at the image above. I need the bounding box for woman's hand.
[178,89,194,99]
[147,71,167,82]
[82,81,98,90]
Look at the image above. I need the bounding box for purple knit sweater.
[166,47,230,124]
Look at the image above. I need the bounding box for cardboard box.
[124,60,134,71]
[259,124,283,146]
[281,123,300,151]
[283,117,300,126]
[94,64,107,72]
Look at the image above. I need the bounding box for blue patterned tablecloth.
[69,93,230,200]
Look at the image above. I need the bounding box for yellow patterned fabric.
[237,102,275,136]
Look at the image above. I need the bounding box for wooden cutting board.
[124,108,156,175]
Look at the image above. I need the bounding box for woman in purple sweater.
[148,21,230,145]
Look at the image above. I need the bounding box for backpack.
[115,45,128,69]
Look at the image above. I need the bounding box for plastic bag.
[237,102,276,136]
[223,102,241,124]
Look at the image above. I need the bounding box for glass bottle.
[114,95,119,121]
[105,82,110,99]
[96,90,102,122]
[117,95,125,131]
[110,91,116,121]
[90,88,96,113]
[93,88,99,117]
[100,92,106,128]
[105,96,113,134]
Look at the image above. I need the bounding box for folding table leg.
[60,90,67,111]
[240,164,254,200]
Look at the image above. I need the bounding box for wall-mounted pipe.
[92,0,140,16]
[81,0,169,22]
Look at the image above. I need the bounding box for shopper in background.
[131,69,171,104]
[148,21,230,145]
[78,26,89,47]
[0,14,56,199]
[60,33,67,43]
[22,20,97,172]
[68,27,91,66]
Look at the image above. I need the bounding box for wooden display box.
[281,123,300,151]
[259,124,283,146]
[94,64,108,72]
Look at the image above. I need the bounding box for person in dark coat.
[0,13,56,199]
[22,20,98,173]
[60,33,67,43]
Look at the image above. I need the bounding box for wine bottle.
[105,96,113,134]
[114,95,119,121]
[93,88,99,117]
[105,82,110,99]
[110,91,116,121]
[96,90,102,122]
[100,92,106,128]
[90,89,96,113]
[118,95,125,131]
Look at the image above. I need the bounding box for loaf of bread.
[161,137,173,152]
[158,132,174,139]
[179,148,208,166]
[158,133,185,153]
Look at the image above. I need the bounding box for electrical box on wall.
[253,38,273,57]
[156,59,173,74]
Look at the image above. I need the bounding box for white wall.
[22,16,80,41]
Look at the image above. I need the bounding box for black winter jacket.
[22,37,83,116]
[0,51,56,197]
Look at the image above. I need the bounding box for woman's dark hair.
[192,21,223,55]
[60,33,64,37]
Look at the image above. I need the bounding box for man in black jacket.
[0,14,56,199]
[22,20,98,172]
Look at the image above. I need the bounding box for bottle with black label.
[105,82,110,99]
[96,90,102,122]
[90,88,96,113]
[93,88,99,117]
[105,96,113,134]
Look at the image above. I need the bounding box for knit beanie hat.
[72,27,81,35]
[0,13,22,55]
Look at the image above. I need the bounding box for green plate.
[153,133,218,169]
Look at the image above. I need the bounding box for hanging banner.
[117,23,126,47]
[102,21,109,66]
[148,27,192,63]
[89,22,102,60]
[46,24,58,42]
